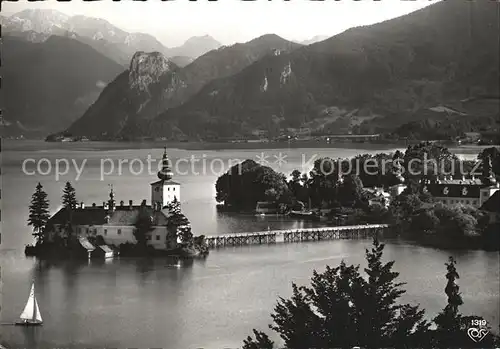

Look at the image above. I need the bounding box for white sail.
[33,297,43,322]
[19,283,42,322]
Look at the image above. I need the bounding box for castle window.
[168,187,170,191]
[173,187,175,191]
[443,200,447,204]
[156,235,160,241]
[466,200,470,204]
[117,229,122,235]
[104,229,107,236]
[86,228,90,234]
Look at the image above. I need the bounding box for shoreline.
[2,139,497,154]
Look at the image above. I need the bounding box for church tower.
[151,147,180,210]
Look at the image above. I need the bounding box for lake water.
[1,141,498,348]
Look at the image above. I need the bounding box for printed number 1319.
[471,319,487,327]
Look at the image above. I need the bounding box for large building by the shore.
[45,148,181,250]
[422,157,499,208]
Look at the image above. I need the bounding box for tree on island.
[62,182,77,209]
[134,201,154,249]
[215,160,292,211]
[166,197,193,244]
[242,239,499,348]
[61,181,78,241]
[28,183,50,244]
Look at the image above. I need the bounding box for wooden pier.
[204,224,389,249]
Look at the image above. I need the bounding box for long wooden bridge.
[204,224,389,249]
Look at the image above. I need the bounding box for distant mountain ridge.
[1,9,222,65]
[168,35,223,59]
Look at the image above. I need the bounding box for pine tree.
[358,238,429,348]
[433,256,465,347]
[28,183,50,244]
[242,329,274,349]
[166,197,193,244]
[243,238,430,349]
[62,182,77,209]
[61,182,77,240]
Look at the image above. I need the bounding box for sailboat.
[15,283,43,326]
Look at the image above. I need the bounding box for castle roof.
[49,207,107,226]
[48,205,170,227]
[434,178,484,186]
[480,191,500,213]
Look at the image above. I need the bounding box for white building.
[45,148,181,250]
[383,159,499,208]
[390,156,499,208]
[424,176,499,208]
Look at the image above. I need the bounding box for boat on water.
[289,210,314,217]
[15,283,43,326]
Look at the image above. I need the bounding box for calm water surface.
[1,141,498,348]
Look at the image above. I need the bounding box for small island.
[25,148,208,260]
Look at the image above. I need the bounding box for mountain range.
[70,0,499,141]
[2,1,499,141]
[1,9,222,65]
[0,9,221,136]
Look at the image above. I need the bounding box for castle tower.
[151,147,180,210]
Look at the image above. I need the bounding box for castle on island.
[45,148,182,250]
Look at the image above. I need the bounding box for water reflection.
[17,326,42,349]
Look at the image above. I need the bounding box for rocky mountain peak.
[128,51,175,92]
[10,9,70,33]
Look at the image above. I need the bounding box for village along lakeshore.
[1,141,499,348]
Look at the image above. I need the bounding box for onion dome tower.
[151,147,181,210]
[157,146,173,181]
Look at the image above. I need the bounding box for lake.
[0,141,498,349]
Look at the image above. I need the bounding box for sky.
[2,0,437,47]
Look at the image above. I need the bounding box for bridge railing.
[203,224,389,248]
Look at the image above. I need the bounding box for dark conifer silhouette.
[62,182,77,209]
[28,183,50,244]
[242,239,499,348]
[166,197,193,243]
